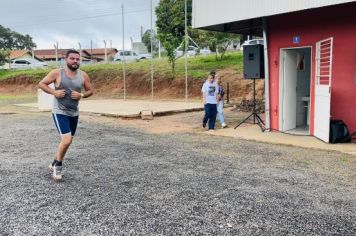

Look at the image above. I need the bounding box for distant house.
[34,49,92,62]
[10,50,42,61]
[83,48,118,62]
[0,50,43,69]
[34,49,67,62]
[33,48,118,63]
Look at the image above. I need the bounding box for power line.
[10,8,152,28]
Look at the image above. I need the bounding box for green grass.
[0,68,50,82]
[0,51,243,82]
[175,52,243,78]
[340,156,348,163]
[297,159,312,168]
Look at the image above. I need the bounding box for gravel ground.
[0,108,355,235]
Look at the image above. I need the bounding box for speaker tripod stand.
[234,78,265,132]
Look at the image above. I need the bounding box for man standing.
[39,49,93,181]
[201,73,218,131]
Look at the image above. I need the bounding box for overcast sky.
[0,0,160,50]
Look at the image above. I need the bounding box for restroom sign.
[293,36,301,44]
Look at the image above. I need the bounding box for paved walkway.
[16,99,356,156]
[18,99,204,118]
[208,124,356,156]
[80,99,204,117]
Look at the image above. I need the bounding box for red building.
[193,0,356,142]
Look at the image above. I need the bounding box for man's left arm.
[81,72,93,99]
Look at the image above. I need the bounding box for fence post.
[226,82,230,104]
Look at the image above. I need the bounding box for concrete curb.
[98,107,205,119]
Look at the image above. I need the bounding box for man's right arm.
[38,69,65,98]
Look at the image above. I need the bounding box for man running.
[38,49,93,181]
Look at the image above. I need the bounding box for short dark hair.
[210,70,216,75]
[65,49,80,58]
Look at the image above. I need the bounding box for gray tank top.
[52,69,83,117]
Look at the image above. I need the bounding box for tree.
[0,25,36,66]
[0,49,10,66]
[0,24,36,50]
[191,29,241,61]
[155,0,192,75]
[142,29,158,53]
[156,0,240,74]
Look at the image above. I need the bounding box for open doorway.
[279,47,312,135]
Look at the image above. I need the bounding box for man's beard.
[67,63,79,71]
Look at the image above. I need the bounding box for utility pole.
[90,40,93,63]
[122,1,126,100]
[109,40,112,63]
[78,42,82,65]
[184,0,188,102]
[150,0,154,100]
[54,41,58,68]
[103,40,107,63]
[32,47,35,60]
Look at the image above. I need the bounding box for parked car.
[137,53,152,60]
[175,46,212,57]
[10,58,48,69]
[175,46,198,57]
[240,39,264,50]
[114,50,152,62]
[114,50,139,62]
[199,47,212,55]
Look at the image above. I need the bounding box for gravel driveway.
[0,109,355,235]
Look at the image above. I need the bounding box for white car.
[114,50,152,62]
[137,53,152,60]
[114,50,139,62]
[240,39,264,50]
[10,58,48,69]
[199,48,212,55]
[175,46,212,57]
[175,46,198,57]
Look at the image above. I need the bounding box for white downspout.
[262,17,270,131]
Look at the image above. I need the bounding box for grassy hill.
[0,52,264,104]
[0,52,243,82]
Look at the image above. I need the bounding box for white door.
[314,38,333,142]
[282,50,298,131]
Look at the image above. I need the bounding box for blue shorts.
[52,113,79,136]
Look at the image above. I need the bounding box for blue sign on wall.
[293,36,301,44]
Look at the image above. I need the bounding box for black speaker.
[243,44,265,79]
[329,119,351,143]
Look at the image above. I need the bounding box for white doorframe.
[279,46,313,133]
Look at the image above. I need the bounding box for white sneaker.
[222,123,227,128]
[49,163,64,176]
[48,163,54,172]
[53,165,63,181]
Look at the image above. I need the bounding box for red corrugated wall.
[267,2,356,135]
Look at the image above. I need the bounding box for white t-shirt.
[201,80,218,104]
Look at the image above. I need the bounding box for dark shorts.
[52,113,79,136]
